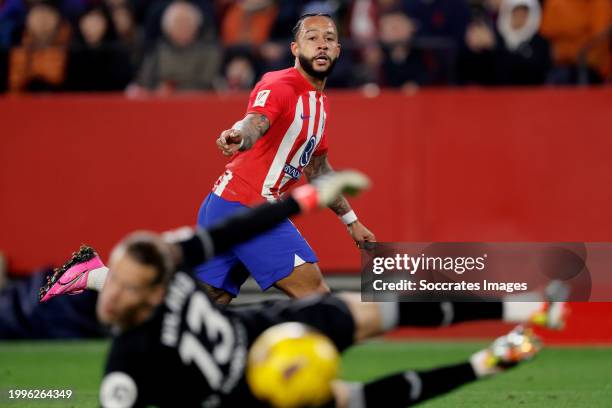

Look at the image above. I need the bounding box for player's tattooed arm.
[234,113,270,150]
[216,113,270,156]
[303,153,352,216]
[304,154,377,246]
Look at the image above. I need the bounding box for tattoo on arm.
[235,113,270,151]
[303,154,353,216]
[327,194,352,217]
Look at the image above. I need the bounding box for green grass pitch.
[1,340,611,407]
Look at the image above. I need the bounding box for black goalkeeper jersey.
[98,197,355,408]
[100,271,263,408]
[99,268,355,408]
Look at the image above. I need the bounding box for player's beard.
[298,53,338,80]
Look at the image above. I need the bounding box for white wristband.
[340,210,358,225]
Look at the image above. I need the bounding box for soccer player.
[200,13,375,304]
[38,173,562,407]
[96,223,547,408]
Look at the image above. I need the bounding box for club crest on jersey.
[253,90,271,107]
[299,135,317,167]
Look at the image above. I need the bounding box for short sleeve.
[313,129,328,156]
[313,107,328,156]
[246,80,293,127]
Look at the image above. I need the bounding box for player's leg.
[1,266,105,339]
[194,256,249,304]
[234,218,329,298]
[238,290,563,355]
[39,246,108,302]
[337,292,566,343]
[194,192,252,303]
[274,262,329,298]
[202,283,234,305]
[331,326,541,408]
[238,294,543,408]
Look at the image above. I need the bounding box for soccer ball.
[246,322,340,408]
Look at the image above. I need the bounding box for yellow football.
[247,322,340,408]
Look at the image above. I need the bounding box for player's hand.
[216,129,243,156]
[347,221,376,248]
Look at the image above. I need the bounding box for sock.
[347,363,477,408]
[502,302,543,323]
[86,267,109,291]
[470,349,501,378]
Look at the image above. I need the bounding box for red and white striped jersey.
[212,68,329,205]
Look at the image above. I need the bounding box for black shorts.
[231,294,356,352]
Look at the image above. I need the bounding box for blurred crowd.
[0,0,610,94]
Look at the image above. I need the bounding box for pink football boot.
[39,245,105,303]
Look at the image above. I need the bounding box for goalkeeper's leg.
[332,326,540,408]
[337,292,566,342]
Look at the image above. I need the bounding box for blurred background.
[0,0,610,93]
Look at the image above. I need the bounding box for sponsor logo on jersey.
[283,163,302,179]
[253,90,271,107]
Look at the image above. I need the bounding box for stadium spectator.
[131,1,221,94]
[253,1,309,75]
[348,0,406,47]
[65,4,132,91]
[257,39,292,72]
[140,0,216,52]
[457,0,552,85]
[404,0,472,47]
[220,0,277,48]
[467,0,502,20]
[0,0,88,21]
[1,1,611,89]
[540,0,612,84]
[256,0,303,77]
[378,9,429,89]
[0,0,87,42]
[495,0,551,85]
[108,2,144,68]
[8,1,71,92]
[0,0,23,47]
[216,48,258,92]
[347,0,404,87]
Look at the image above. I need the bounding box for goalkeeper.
[40,172,563,408]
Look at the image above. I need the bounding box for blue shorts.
[195,193,318,296]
